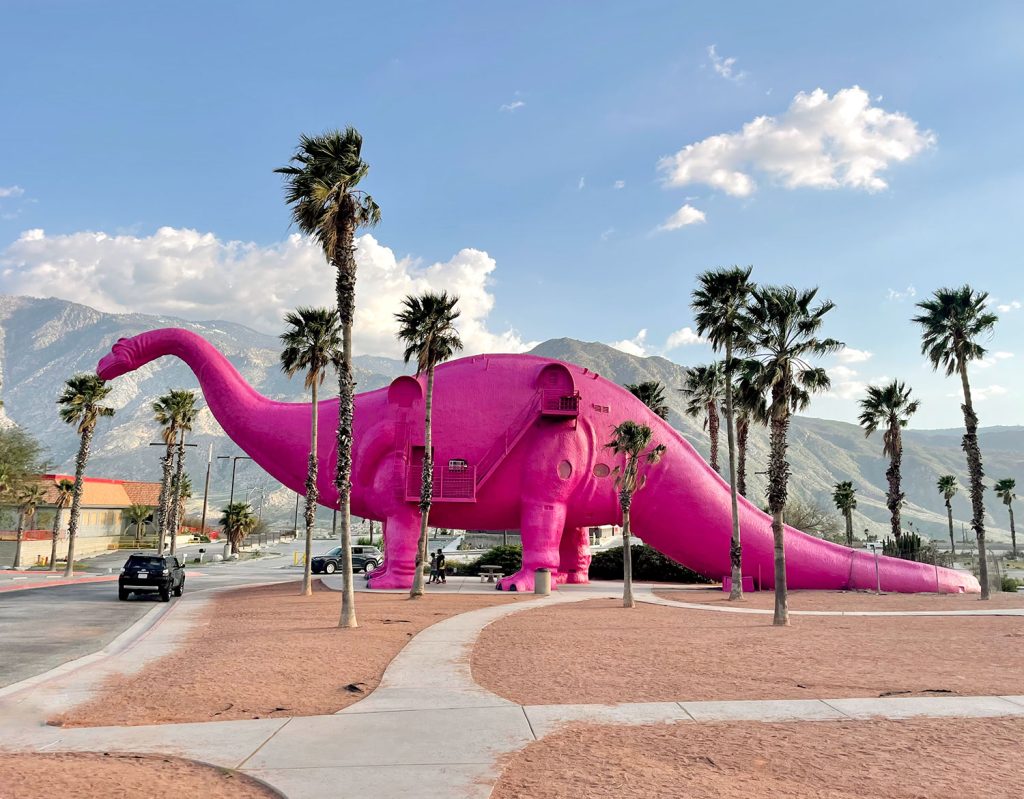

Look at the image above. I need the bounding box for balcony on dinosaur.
[405,462,477,502]
[540,389,580,417]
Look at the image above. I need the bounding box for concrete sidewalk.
[3,582,1023,799]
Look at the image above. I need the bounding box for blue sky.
[1,1,1022,428]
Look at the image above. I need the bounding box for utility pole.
[198,444,213,541]
[293,492,300,538]
[216,455,252,558]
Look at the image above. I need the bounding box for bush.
[1001,576,1022,593]
[451,544,522,576]
[589,545,712,584]
[356,536,380,546]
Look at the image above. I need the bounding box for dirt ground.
[0,752,278,799]
[55,581,520,727]
[472,598,1024,705]
[655,586,1024,611]
[491,717,1024,799]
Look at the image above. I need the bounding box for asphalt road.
[0,538,338,689]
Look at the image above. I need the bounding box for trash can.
[534,568,551,596]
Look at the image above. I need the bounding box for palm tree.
[680,363,725,472]
[857,381,920,541]
[152,390,196,554]
[746,286,841,625]
[937,475,959,556]
[692,265,755,600]
[625,381,670,420]
[913,286,998,599]
[57,374,115,577]
[172,472,192,535]
[832,481,857,547]
[993,478,1017,558]
[277,128,381,629]
[13,482,46,569]
[280,306,342,597]
[732,359,767,498]
[124,504,152,548]
[605,421,666,608]
[49,478,75,569]
[219,501,257,556]
[394,291,463,599]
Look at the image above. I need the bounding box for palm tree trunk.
[736,416,749,498]
[767,395,791,626]
[622,503,635,609]
[13,511,24,569]
[958,360,988,600]
[945,500,955,556]
[707,401,720,472]
[156,441,174,553]
[136,520,143,548]
[335,215,358,628]
[886,424,903,540]
[845,509,853,548]
[723,342,743,601]
[64,426,94,578]
[302,380,319,596]
[1009,506,1016,559]
[50,507,62,570]
[410,367,435,598]
[169,431,186,557]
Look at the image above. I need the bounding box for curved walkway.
[1,581,1022,799]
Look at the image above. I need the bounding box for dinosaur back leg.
[497,500,566,592]
[366,505,421,590]
[557,525,591,585]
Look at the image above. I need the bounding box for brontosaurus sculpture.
[97,328,978,593]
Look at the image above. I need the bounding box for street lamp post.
[198,444,213,541]
[216,455,252,558]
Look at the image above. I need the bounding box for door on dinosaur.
[536,363,579,417]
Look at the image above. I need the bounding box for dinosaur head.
[97,336,142,380]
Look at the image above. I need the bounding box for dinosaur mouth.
[96,339,133,379]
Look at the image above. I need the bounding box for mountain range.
[0,295,1019,544]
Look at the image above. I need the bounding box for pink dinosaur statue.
[97,328,978,594]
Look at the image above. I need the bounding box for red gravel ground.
[472,598,1024,704]
[0,752,278,799]
[654,586,1024,611]
[55,581,521,727]
[491,717,1024,799]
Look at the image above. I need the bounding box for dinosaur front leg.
[497,500,566,592]
[366,505,420,590]
[557,525,591,585]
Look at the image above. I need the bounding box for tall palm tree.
[857,381,920,541]
[171,472,192,536]
[57,374,115,577]
[606,421,666,608]
[680,362,725,472]
[937,475,959,556]
[277,128,381,629]
[13,482,46,569]
[394,291,463,599]
[913,286,998,599]
[168,400,196,558]
[732,359,767,498]
[124,504,152,548]
[832,481,857,547]
[993,478,1017,558]
[49,478,75,569]
[625,381,670,420]
[280,306,342,596]
[152,390,196,554]
[692,266,755,600]
[219,501,257,556]
[746,286,841,625]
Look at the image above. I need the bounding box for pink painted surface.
[97,329,979,594]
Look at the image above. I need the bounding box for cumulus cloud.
[997,300,1021,313]
[0,186,24,198]
[975,351,1014,370]
[706,45,745,82]
[658,86,934,199]
[887,285,917,302]
[827,364,866,400]
[837,346,873,364]
[499,99,525,112]
[577,176,586,190]
[957,385,1008,401]
[0,227,536,358]
[664,326,705,350]
[609,329,648,357]
[657,204,707,231]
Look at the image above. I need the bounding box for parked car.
[310,545,381,575]
[118,553,185,602]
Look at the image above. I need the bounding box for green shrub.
[589,545,712,584]
[451,544,522,576]
[1001,576,1022,593]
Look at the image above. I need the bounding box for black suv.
[118,554,185,602]
[310,545,381,575]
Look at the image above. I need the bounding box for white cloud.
[499,99,525,112]
[664,326,705,350]
[827,364,866,400]
[706,45,746,83]
[658,86,934,199]
[578,176,586,190]
[609,329,648,357]
[657,204,707,231]
[975,351,1014,370]
[887,285,917,302]
[997,300,1021,313]
[599,227,615,241]
[0,186,24,198]
[613,180,626,190]
[958,385,1008,401]
[837,346,873,364]
[0,227,537,358]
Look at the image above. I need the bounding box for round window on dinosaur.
[593,463,610,478]
[557,460,573,480]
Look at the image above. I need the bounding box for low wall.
[0,536,118,568]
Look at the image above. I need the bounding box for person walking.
[435,548,447,584]
[428,551,439,584]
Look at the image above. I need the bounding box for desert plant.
[993,478,1017,558]
[937,475,958,556]
[831,482,857,547]
[625,381,670,420]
